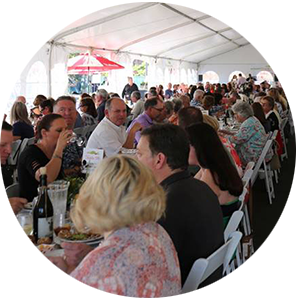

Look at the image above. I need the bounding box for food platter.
[55,226,103,245]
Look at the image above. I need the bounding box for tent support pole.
[48,42,53,97]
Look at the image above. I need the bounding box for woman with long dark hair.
[252,102,271,133]
[186,122,243,223]
[17,114,71,202]
[79,97,98,126]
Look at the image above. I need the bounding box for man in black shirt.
[261,96,280,131]
[1,121,27,213]
[136,124,224,287]
[122,77,139,101]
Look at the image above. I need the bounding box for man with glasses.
[87,98,142,157]
[127,97,164,145]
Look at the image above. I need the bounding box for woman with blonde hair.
[10,101,34,140]
[267,87,287,112]
[50,155,181,297]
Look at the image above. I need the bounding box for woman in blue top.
[10,102,34,140]
[219,101,272,167]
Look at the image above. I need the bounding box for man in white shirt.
[87,98,142,157]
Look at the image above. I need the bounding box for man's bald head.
[105,98,127,126]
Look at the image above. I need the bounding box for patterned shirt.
[62,142,83,170]
[81,112,97,126]
[228,116,272,167]
[71,223,181,297]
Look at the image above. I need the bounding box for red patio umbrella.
[67,52,124,93]
[67,52,124,74]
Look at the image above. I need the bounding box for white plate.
[58,235,103,245]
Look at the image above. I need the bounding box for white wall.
[198,44,272,83]
[0,2,48,117]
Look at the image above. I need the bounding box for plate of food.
[55,226,103,245]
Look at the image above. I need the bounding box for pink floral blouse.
[71,222,181,297]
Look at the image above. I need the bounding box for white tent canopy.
[11,2,272,107]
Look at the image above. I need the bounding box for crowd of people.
[0,74,290,296]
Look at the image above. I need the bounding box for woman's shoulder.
[19,144,44,159]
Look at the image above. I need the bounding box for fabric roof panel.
[60,4,188,50]
[123,23,214,56]
[162,34,229,60]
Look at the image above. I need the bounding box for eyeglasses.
[152,106,164,112]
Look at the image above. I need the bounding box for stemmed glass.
[69,132,86,147]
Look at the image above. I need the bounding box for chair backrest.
[19,138,29,154]
[280,118,288,135]
[224,211,244,241]
[27,137,35,146]
[251,139,273,185]
[268,130,278,141]
[238,186,249,211]
[181,231,242,294]
[280,109,289,119]
[243,161,254,187]
[7,139,22,165]
[6,182,20,198]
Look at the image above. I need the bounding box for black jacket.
[121,83,139,100]
[158,170,224,287]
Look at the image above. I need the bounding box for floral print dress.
[71,222,181,297]
[228,116,272,167]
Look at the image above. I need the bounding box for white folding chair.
[7,139,22,166]
[251,140,274,204]
[6,182,20,198]
[181,231,243,294]
[224,211,244,242]
[269,130,280,183]
[280,118,288,161]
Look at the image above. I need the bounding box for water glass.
[47,180,70,229]
[17,210,33,235]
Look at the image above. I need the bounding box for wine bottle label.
[38,217,53,239]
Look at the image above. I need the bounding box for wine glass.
[69,132,86,147]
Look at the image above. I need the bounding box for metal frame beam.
[52,2,158,42]
[51,41,197,66]
[160,3,240,47]
[118,14,211,51]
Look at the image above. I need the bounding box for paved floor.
[252,130,296,298]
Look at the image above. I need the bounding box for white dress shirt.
[86,117,127,157]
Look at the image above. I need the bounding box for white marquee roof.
[50,2,250,66]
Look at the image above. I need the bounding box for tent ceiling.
[51,2,250,65]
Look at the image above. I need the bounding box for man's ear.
[155,152,166,170]
[104,109,109,117]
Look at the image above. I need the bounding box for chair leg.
[274,170,278,184]
[263,162,273,204]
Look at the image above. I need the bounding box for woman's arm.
[34,130,71,183]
